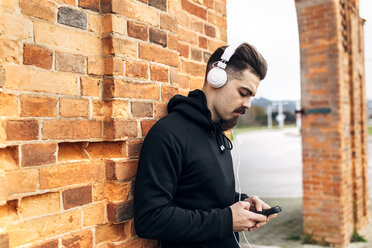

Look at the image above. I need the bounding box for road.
[231,128,372,198]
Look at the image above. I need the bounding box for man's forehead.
[238,70,260,92]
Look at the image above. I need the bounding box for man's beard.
[219,106,246,131]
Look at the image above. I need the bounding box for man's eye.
[239,91,248,97]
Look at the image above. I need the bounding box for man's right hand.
[229,201,268,232]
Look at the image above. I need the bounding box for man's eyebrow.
[241,87,255,96]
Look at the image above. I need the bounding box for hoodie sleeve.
[235,192,249,202]
[133,127,233,242]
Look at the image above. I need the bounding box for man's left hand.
[244,195,277,231]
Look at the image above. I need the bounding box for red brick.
[102,36,137,58]
[110,0,159,26]
[198,36,207,49]
[106,159,138,181]
[21,143,57,167]
[39,161,104,189]
[55,51,86,74]
[23,44,53,69]
[178,27,198,44]
[20,95,57,117]
[191,19,203,33]
[178,43,189,58]
[204,24,216,37]
[42,120,102,140]
[204,0,213,8]
[148,0,166,11]
[0,233,9,248]
[87,56,104,75]
[105,57,125,76]
[191,48,202,61]
[6,120,39,141]
[149,28,167,47]
[85,142,127,159]
[103,120,138,139]
[181,0,207,19]
[92,100,113,119]
[104,181,131,202]
[128,139,143,157]
[107,201,133,223]
[160,14,177,32]
[57,142,89,162]
[139,43,178,66]
[4,13,32,40]
[102,14,126,35]
[6,169,38,194]
[131,102,153,118]
[125,60,148,79]
[0,172,7,206]
[81,77,101,97]
[127,21,148,41]
[0,93,18,117]
[83,202,105,226]
[170,68,178,85]
[161,85,179,101]
[150,64,168,82]
[88,13,102,34]
[95,223,130,243]
[0,146,19,171]
[203,51,211,63]
[106,80,160,100]
[214,1,226,16]
[31,240,58,248]
[182,60,205,76]
[208,11,227,29]
[0,39,21,64]
[60,98,90,117]
[20,192,60,219]
[141,120,156,136]
[154,102,168,118]
[20,0,56,21]
[62,230,93,248]
[79,0,100,11]
[63,186,92,209]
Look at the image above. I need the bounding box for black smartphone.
[253,206,282,216]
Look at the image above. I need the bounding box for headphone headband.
[220,42,242,62]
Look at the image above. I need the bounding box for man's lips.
[233,108,245,115]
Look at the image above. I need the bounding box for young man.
[134,43,277,248]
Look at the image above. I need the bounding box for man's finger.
[267,213,278,221]
[240,201,250,210]
[250,212,268,222]
[255,202,263,212]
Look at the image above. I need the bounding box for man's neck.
[202,88,219,122]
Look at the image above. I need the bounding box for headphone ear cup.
[207,67,227,88]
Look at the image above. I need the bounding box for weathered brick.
[105,57,125,76]
[178,26,198,44]
[106,80,160,100]
[23,44,53,70]
[4,13,32,40]
[191,48,202,61]
[7,210,81,247]
[178,43,189,58]
[6,120,38,141]
[63,230,93,248]
[104,181,130,202]
[107,201,133,223]
[102,14,126,35]
[182,60,205,76]
[20,95,57,117]
[103,120,138,139]
[150,64,168,82]
[141,120,156,136]
[0,93,17,117]
[154,102,168,118]
[127,21,148,41]
[20,192,60,219]
[5,64,78,95]
[102,36,137,58]
[30,239,58,248]
[181,0,206,19]
[39,161,104,189]
[198,36,207,49]
[168,33,178,50]
[42,120,102,140]
[190,76,204,89]
[131,102,153,118]
[60,98,89,117]
[125,60,148,79]
[34,21,101,56]
[110,0,159,26]
[139,43,178,66]
[21,143,57,167]
[0,146,19,171]
[95,223,129,243]
[87,56,104,75]
[149,28,167,47]
[57,142,89,162]
[0,200,19,226]
[85,142,127,159]
[92,100,113,119]
[88,13,102,34]
[0,171,7,206]
[214,1,226,16]
[203,51,211,63]
[57,0,76,5]
[208,11,227,29]
[79,0,100,11]
[160,14,177,32]
[170,67,178,85]
[162,85,179,102]
[55,51,86,74]
[20,0,56,21]
[57,7,87,29]
[83,202,105,226]
[0,39,21,63]
[208,39,225,52]
[81,77,101,97]
[63,186,92,209]
[106,159,138,181]
[0,232,9,248]
[127,139,143,157]
[204,24,216,37]
[191,19,203,33]
[6,169,38,194]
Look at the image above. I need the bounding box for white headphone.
[207,43,242,88]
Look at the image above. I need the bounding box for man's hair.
[205,43,268,83]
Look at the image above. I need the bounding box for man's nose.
[242,98,252,109]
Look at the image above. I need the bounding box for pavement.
[231,128,372,248]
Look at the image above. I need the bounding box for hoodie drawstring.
[212,125,233,153]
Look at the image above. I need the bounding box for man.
[134,43,277,248]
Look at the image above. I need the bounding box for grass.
[369,126,372,135]
[231,124,296,139]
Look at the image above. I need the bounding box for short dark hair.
[205,43,268,82]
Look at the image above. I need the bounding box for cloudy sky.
[227,0,372,101]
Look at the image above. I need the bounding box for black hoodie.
[134,90,248,248]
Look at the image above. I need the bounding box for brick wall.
[295,0,369,246]
[0,0,227,247]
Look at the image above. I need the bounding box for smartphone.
[253,206,282,216]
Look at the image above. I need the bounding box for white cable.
[231,129,252,248]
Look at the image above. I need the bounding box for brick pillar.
[295,0,370,246]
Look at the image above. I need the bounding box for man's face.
[212,69,260,130]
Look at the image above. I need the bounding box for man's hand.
[244,196,278,231]
[229,201,267,232]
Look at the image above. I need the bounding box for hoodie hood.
[167,89,232,152]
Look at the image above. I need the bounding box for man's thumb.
[242,201,250,210]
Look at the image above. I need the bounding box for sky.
[227,0,372,101]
